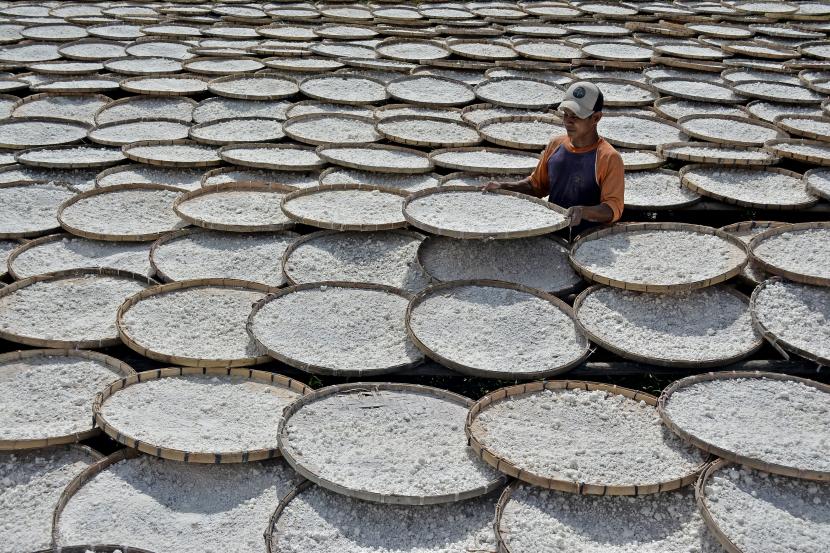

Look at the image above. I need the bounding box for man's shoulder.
[597,138,623,163]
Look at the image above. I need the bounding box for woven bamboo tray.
[720,220,787,285]
[122,139,221,167]
[57,183,184,242]
[218,142,325,171]
[87,117,190,147]
[386,74,476,108]
[0,267,157,348]
[677,114,788,146]
[277,382,507,504]
[403,186,569,239]
[599,113,688,150]
[283,112,378,146]
[116,278,276,368]
[466,380,707,495]
[10,92,110,121]
[748,222,830,287]
[477,115,563,150]
[658,370,830,481]
[0,116,91,149]
[569,222,748,293]
[573,284,763,369]
[0,180,78,239]
[375,114,481,148]
[730,79,825,105]
[207,73,299,100]
[473,76,565,109]
[173,182,295,232]
[406,279,590,379]
[280,184,408,231]
[14,145,125,169]
[119,73,210,96]
[0,348,134,451]
[93,366,309,462]
[34,546,155,553]
[248,281,423,376]
[649,77,743,104]
[316,143,434,174]
[694,459,747,553]
[805,167,830,200]
[764,138,830,166]
[428,146,539,174]
[299,73,388,105]
[680,164,819,210]
[657,141,779,166]
[773,114,830,141]
[649,55,724,72]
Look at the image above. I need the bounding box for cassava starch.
[0,182,75,236]
[753,280,830,362]
[752,227,830,281]
[11,236,152,279]
[59,188,185,238]
[282,189,405,227]
[177,190,292,228]
[682,167,816,206]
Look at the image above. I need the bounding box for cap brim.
[559,100,593,119]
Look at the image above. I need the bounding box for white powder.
[288,101,373,119]
[0,446,99,553]
[0,118,88,148]
[664,376,830,472]
[250,285,421,375]
[480,119,564,149]
[100,374,302,453]
[186,57,264,74]
[377,117,479,146]
[500,483,722,553]
[0,353,126,441]
[177,190,291,227]
[703,465,830,553]
[746,101,823,123]
[124,143,220,165]
[655,99,746,120]
[387,76,475,105]
[285,114,379,144]
[625,170,700,208]
[734,81,824,102]
[60,188,185,238]
[771,140,830,159]
[619,150,663,168]
[96,97,193,125]
[282,387,502,497]
[192,97,290,124]
[283,189,405,227]
[12,94,107,124]
[0,166,98,191]
[96,164,204,191]
[210,76,298,98]
[89,120,190,145]
[18,146,124,166]
[664,143,774,162]
[513,41,582,60]
[220,144,323,170]
[0,274,148,344]
[106,57,181,74]
[321,146,432,172]
[472,388,704,486]
[406,191,565,235]
[11,235,152,279]
[56,455,299,553]
[432,149,539,172]
[409,284,587,376]
[753,227,830,281]
[120,285,266,362]
[190,117,284,144]
[285,230,428,291]
[590,81,656,104]
[439,172,519,187]
[419,236,580,293]
[0,182,75,235]
[0,240,15,274]
[653,79,740,102]
[300,75,387,103]
[778,116,830,138]
[753,280,830,362]
[462,105,550,126]
[123,76,208,94]
[572,230,746,287]
[270,484,498,553]
[806,168,830,198]
[320,168,439,192]
[681,116,781,145]
[577,286,760,364]
[582,42,653,60]
[377,41,449,60]
[204,168,318,189]
[683,167,816,206]
[598,115,687,148]
[475,78,564,108]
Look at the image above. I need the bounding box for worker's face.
[561,109,602,138]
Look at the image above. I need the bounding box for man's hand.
[568,206,583,227]
[482,181,504,192]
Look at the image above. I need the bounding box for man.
[484,81,624,233]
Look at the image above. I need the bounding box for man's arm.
[482,176,535,195]
[567,203,614,227]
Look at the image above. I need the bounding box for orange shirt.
[529,135,625,222]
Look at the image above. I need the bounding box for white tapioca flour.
[461,105,550,126]
[471,388,705,486]
[251,285,421,374]
[95,97,194,125]
[663,376,830,472]
[96,165,204,191]
[286,115,379,144]
[192,97,290,123]
[152,230,295,286]
[431,149,539,171]
[408,284,587,376]
[124,76,207,95]
[598,115,687,148]
[0,182,75,235]
[204,168,318,189]
[320,168,439,191]
[18,146,124,166]
[120,286,266,362]
[680,116,781,145]
[0,240,15,273]
[99,374,301,453]
[10,235,152,279]
[281,388,502,498]
[59,188,185,238]
[284,230,429,292]
[664,143,774,161]
[653,79,739,102]
[0,446,100,553]
[771,140,830,160]
[0,354,127,441]
[752,227,830,281]
[377,118,479,146]
[177,190,292,228]
[211,76,298,98]
[499,482,723,553]
[0,119,87,148]
[0,274,149,344]
[406,191,565,235]
[377,42,448,60]
[806,168,830,198]
[619,150,663,169]
[387,76,475,105]
[221,144,322,169]
[322,146,432,171]
[702,465,830,553]
[300,76,387,103]
[734,81,824,102]
[56,455,299,553]
[624,170,699,208]
[283,189,405,227]
[289,102,373,119]
[577,286,759,364]
[89,120,190,145]
[191,117,284,143]
[778,116,830,139]
[683,167,816,206]
[745,101,823,123]
[655,99,746,120]
[479,119,564,148]
[572,229,746,286]
[475,79,564,108]
[125,143,220,164]
[13,95,107,124]
[270,484,499,553]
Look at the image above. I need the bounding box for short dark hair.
[593,90,604,113]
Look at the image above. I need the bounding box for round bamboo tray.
[764,138,830,166]
[657,141,780,166]
[677,114,788,146]
[119,73,210,96]
[406,279,589,379]
[428,146,539,174]
[93,366,309,462]
[619,149,665,170]
[680,164,818,210]
[0,267,157,348]
[579,77,658,107]
[122,139,221,167]
[720,220,787,285]
[14,145,125,169]
[0,348,134,451]
[188,116,285,146]
[730,79,825,105]
[467,380,708,495]
[57,183,185,242]
[0,116,91,150]
[569,222,748,293]
[403,186,569,239]
[316,143,434,174]
[805,167,830,200]
[375,114,480,148]
[10,92,110,122]
[248,281,423,376]
[473,76,565,109]
[280,184,408,231]
[599,113,688,149]
[173,182,296,232]
[87,117,190,147]
[573,284,763,368]
[694,459,747,553]
[773,114,830,141]
[283,112,379,146]
[35,546,154,553]
[650,54,725,72]
[218,142,325,171]
[748,222,830,287]
[116,278,276,368]
[386,74,476,108]
[299,73,388,105]
[659,370,830,481]
[0,180,78,239]
[277,382,507,504]
[207,73,299,100]
[477,115,563,150]
[649,77,743,104]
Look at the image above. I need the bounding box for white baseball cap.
[559,81,604,119]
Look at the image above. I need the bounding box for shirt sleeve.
[529,136,565,197]
[597,146,625,222]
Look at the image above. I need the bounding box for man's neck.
[569,132,600,149]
